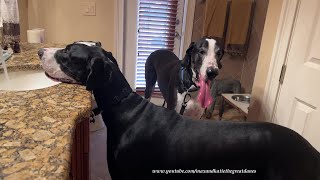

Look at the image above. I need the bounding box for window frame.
[118,0,195,93]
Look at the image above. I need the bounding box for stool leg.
[219,97,225,120]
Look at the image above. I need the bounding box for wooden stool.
[219,94,251,121]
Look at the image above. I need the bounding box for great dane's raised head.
[179,37,224,110]
[182,36,224,82]
[38,44,119,90]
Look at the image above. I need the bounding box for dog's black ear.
[103,50,119,67]
[182,42,195,68]
[218,61,223,69]
[215,44,224,69]
[86,57,109,90]
[96,41,102,47]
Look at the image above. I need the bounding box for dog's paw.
[205,112,212,119]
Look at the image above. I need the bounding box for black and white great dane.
[145,37,224,118]
[39,43,320,180]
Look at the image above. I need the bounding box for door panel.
[274,0,320,151]
[288,98,316,135]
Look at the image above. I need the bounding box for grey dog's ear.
[215,43,224,69]
[86,57,109,90]
[181,42,195,68]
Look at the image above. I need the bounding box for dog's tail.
[145,55,157,100]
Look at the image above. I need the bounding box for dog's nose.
[206,67,219,79]
[38,48,45,59]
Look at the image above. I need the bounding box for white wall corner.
[114,0,124,72]
[262,0,296,123]
[179,0,196,59]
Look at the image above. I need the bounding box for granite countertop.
[2,43,62,72]
[0,43,92,179]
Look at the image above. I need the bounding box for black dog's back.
[111,95,320,179]
[146,49,180,69]
[145,50,181,109]
[49,43,320,180]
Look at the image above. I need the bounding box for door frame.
[114,0,125,72]
[113,0,196,86]
[179,0,196,59]
[262,0,300,123]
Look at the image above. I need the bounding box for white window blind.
[135,0,183,90]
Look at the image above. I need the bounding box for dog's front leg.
[206,99,216,119]
[206,88,218,119]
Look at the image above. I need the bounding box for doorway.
[264,0,320,151]
[191,0,269,120]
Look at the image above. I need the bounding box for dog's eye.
[199,50,205,55]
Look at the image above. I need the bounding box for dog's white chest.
[175,92,205,119]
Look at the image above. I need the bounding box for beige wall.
[18,0,29,42]
[25,0,115,52]
[241,0,269,93]
[247,0,283,121]
[191,0,245,88]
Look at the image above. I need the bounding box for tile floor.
[206,105,245,121]
[90,121,112,180]
[89,105,243,180]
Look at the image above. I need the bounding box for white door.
[274,0,320,151]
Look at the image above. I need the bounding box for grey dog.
[206,79,241,119]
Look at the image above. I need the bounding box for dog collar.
[180,66,199,93]
[111,87,132,104]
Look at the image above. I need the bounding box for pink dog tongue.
[197,75,213,108]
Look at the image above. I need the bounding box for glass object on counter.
[1,0,21,53]
[0,45,10,81]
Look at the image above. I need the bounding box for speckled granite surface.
[1,43,65,73]
[0,43,92,179]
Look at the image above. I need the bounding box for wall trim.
[262,0,300,123]
[179,0,196,58]
[114,0,124,72]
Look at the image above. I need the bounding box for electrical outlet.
[81,2,96,16]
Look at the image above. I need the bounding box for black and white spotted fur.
[144,37,223,118]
